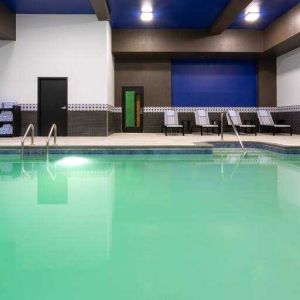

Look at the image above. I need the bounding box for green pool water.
[1,152,300,300]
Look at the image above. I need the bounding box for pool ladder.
[46,124,57,158]
[21,123,57,157]
[221,111,247,155]
[21,124,35,157]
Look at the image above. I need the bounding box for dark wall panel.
[264,4,300,55]
[108,111,122,135]
[258,58,277,107]
[112,29,263,56]
[21,111,108,137]
[143,113,164,133]
[0,3,16,40]
[142,112,260,133]
[273,112,300,134]
[68,111,107,136]
[115,61,171,107]
[172,60,257,107]
[21,112,38,135]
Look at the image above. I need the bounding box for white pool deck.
[1,133,300,147]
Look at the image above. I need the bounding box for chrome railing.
[46,124,57,157]
[221,111,225,140]
[221,111,247,154]
[21,124,35,157]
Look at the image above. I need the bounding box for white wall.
[277,47,300,106]
[0,15,114,105]
[106,24,115,106]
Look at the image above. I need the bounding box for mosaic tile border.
[0,147,213,155]
[2,143,300,155]
[18,104,300,113]
[21,104,38,111]
[107,105,121,113]
[143,107,272,113]
[68,104,108,111]
[20,104,121,112]
[275,105,300,112]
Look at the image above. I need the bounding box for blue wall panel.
[172,60,257,107]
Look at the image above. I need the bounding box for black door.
[122,87,144,133]
[38,78,68,136]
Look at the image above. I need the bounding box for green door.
[122,87,144,132]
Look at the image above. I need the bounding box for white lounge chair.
[163,110,184,136]
[194,110,219,135]
[227,110,256,135]
[257,110,292,136]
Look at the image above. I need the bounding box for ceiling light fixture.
[141,2,153,22]
[141,2,153,13]
[141,12,153,22]
[245,11,260,22]
[244,3,260,23]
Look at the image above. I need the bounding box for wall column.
[258,58,277,107]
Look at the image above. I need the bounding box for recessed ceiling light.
[141,2,153,13]
[245,11,260,22]
[141,2,153,22]
[141,12,153,22]
[244,3,260,23]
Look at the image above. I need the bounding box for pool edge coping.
[1,141,300,154]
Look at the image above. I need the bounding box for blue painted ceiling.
[108,0,230,29]
[2,0,300,29]
[2,0,94,14]
[230,0,300,30]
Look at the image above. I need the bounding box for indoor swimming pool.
[1,152,300,300]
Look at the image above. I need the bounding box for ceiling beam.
[112,4,300,59]
[0,2,16,40]
[264,4,300,56]
[112,29,264,57]
[209,0,253,35]
[90,0,110,21]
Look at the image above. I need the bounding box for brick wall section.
[143,113,164,133]
[21,111,109,137]
[108,112,122,135]
[21,111,38,135]
[273,112,300,134]
[107,111,115,136]
[68,111,107,136]
[142,112,260,133]
[114,113,122,133]
[20,110,300,136]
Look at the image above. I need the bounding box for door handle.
[61,106,67,110]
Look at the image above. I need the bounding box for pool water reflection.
[1,153,300,300]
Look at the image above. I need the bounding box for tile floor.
[1,133,300,147]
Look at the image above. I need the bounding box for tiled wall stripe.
[275,105,300,112]
[21,104,38,111]
[19,104,300,113]
[20,104,121,112]
[143,107,273,113]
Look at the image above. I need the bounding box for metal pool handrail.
[221,111,247,155]
[21,124,35,157]
[221,112,225,140]
[46,124,57,157]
